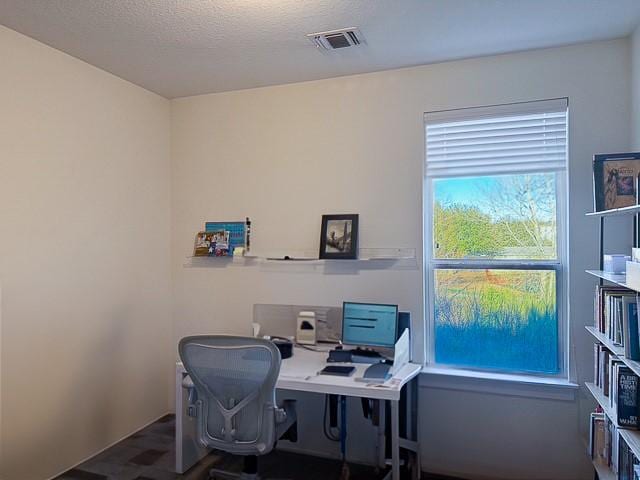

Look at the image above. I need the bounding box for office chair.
[179,335,297,480]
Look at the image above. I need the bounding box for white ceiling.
[2,0,640,99]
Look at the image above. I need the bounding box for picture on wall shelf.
[319,214,359,260]
[593,152,640,211]
[193,230,230,257]
[205,221,247,256]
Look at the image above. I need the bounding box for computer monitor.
[341,302,399,348]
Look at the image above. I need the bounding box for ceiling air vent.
[307,28,365,50]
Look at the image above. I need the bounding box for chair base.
[209,467,259,480]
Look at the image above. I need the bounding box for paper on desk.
[391,328,410,376]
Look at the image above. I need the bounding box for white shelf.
[586,270,632,290]
[585,382,615,422]
[620,428,640,470]
[586,204,640,217]
[592,458,616,480]
[263,248,417,262]
[183,248,417,269]
[586,326,640,382]
[183,255,259,267]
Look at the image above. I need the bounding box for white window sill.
[420,366,579,401]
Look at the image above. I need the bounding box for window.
[425,99,568,376]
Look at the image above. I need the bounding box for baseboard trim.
[46,411,172,480]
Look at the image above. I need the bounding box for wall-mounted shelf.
[183,248,417,270]
[263,248,416,262]
[586,205,640,217]
[183,255,259,268]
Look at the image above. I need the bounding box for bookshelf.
[585,204,640,479]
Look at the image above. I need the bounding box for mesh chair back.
[179,335,282,455]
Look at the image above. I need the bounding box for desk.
[176,346,422,480]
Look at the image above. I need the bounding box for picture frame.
[319,214,359,260]
[593,152,640,211]
[193,230,230,257]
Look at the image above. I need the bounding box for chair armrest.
[181,374,198,417]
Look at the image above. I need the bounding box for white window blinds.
[425,98,567,178]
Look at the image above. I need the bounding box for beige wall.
[171,39,631,479]
[0,22,633,480]
[0,26,172,480]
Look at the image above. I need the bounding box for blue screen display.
[342,302,398,347]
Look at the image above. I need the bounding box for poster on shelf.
[205,221,246,256]
[593,152,640,211]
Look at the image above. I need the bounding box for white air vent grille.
[307,28,365,50]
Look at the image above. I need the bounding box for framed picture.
[319,214,359,259]
[593,152,640,211]
[193,230,230,257]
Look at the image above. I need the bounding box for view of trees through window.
[432,173,560,373]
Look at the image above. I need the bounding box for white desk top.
[177,346,421,401]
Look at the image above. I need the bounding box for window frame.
[423,99,569,380]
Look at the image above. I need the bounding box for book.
[624,295,640,360]
[618,367,640,429]
[596,285,633,336]
[590,411,606,461]
[619,436,640,480]
[593,152,640,211]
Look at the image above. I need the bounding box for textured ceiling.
[2,0,640,99]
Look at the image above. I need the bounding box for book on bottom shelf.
[618,366,640,429]
[590,411,606,462]
[619,437,640,480]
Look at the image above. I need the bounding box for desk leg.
[391,399,400,480]
[410,377,421,480]
[378,400,386,469]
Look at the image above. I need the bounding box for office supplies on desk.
[327,347,353,363]
[351,349,385,363]
[270,336,293,359]
[296,311,316,345]
[391,328,410,375]
[360,362,392,381]
[320,365,355,377]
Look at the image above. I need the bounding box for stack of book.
[592,286,640,478]
[589,412,618,475]
[589,402,640,478]
[594,285,640,358]
[619,438,640,480]
[592,353,640,428]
